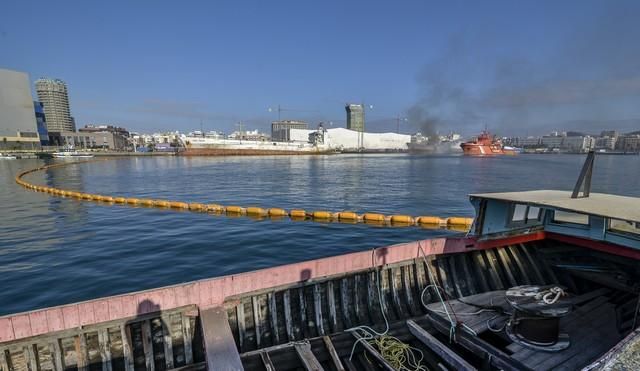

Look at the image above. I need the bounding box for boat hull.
[461,143,517,156]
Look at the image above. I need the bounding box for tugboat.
[461,130,517,156]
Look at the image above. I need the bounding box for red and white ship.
[460,131,517,156]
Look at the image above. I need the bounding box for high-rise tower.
[35,78,75,132]
[345,104,365,132]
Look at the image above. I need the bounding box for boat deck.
[1,239,638,371]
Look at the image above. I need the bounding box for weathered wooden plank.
[199,307,244,371]
[407,320,477,371]
[389,267,406,318]
[120,325,134,371]
[97,329,113,371]
[161,317,174,370]
[141,320,155,371]
[367,271,384,323]
[299,288,309,339]
[76,333,89,371]
[434,257,455,298]
[25,344,39,371]
[313,284,326,336]
[181,314,194,365]
[326,281,339,333]
[251,296,261,349]
[402,265,418,316]
[282,290,294,342]
[495,248,518,287]
[470,252,490,293]
[339,278,354,329]
[481,250,504,290]
[259,351,275,371]
[350,331,395,371]
[354,275,367,324]
[48,341,64,371]
[447,255,467,298]
[506,245,532,285]
[235,303,246,351]
[0,349,9,371]
[322,336,345,371]
[460,254,478,295]
[267,293,280,344]
[294,342,325,371]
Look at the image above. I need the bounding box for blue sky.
[2,0,639,135]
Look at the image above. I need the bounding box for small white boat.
[0,153,17,160]
[52,151,94,158]
[52,145,94,158]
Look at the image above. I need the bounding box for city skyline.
[2,1,640,136]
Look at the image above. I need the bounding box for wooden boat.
[1,153,639,370]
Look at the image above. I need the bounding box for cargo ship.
[180,129,332,156]
[461,131,518,156]
[3,153,640,370]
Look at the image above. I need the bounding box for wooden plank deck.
[200,307,244,371]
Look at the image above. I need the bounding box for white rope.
[534,286,566,304]
[418,242,460,342]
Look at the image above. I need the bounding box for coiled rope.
[347,249,427,370]
[15,159,474,230]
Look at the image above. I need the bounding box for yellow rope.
[15,159,473,230]
[368,334,428,371]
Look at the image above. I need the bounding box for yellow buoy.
[390,215,414,224]
[289,209,307,218]
[154,200,170,207]
[447,217,473,226]
[363,213,386,222]
[168,201,189,209]
[101,196,115,202]
[226,205,245,214]
[268,208,288,217]
[313,210,332,219]
[126,198,140,205]
[188,203,206,211]
[417,216,443,225]
[206,204,224,212]
[246,207,267,216]
[113,197,126,204]
[139,199,154,206]
[338,211,358,221]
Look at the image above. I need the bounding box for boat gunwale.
[0,233,549,344]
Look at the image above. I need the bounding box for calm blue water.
[0,154,638,315]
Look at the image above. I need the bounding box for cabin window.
[609,219,640,236]
[508,203,542,226]
[512,204,527,222]
[552,210,589,225]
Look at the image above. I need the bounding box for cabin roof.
[470,190,640,223]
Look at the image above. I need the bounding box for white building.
[290,127,410,151]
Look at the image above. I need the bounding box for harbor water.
[0,154,638,315]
